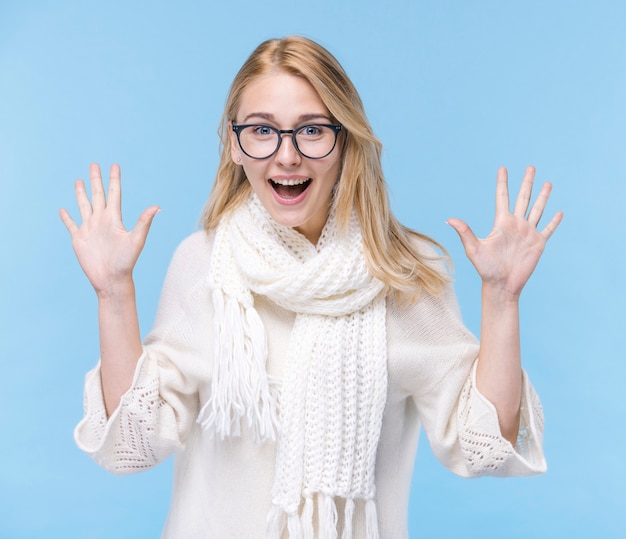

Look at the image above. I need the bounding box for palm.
[448,167,563,299]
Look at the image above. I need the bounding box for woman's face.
[229,71,342,244]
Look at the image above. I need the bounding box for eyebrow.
[241,112,332,124]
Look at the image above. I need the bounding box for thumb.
[446,217,479,254]
[131,205,161,245]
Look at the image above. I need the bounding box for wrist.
[481,282,521,306]
[95,277,136,302]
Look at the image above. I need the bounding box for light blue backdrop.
[1,1,624,537]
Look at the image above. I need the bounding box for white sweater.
[75,230,546,538]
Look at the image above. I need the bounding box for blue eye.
[301,125,321,136]
[253,125,273,136]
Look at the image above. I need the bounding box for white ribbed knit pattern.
[197,194,387,538]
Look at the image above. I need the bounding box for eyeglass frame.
[231,123,343,160]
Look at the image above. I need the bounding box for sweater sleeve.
[454,359,546,476]
[74,231,215,474]
[388,276,547,478]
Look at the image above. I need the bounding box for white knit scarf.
[197,194,387,538]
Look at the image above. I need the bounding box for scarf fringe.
[266,504,286,539]
[365,498,380,539]
[321,494,338,539]
[196,289,278,442]
[287,512,303,538]
[341,498,355,539]
[267,495,376,539]
[301,495,314,539]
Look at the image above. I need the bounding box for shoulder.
[387,285,466,340]
[396,230,452,294]
[386,234,468,346]
[162,229,216,290]
[171,229,215,264]
[174,229,215,257]
[409,232,449,273]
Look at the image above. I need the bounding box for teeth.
[270,178,309,186]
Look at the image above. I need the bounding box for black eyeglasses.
[231,123,342,160]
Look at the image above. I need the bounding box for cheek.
[323,158,342,182]
[241,163,267,188]
[239,159,256,176]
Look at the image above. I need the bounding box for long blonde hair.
[202,36,450,297]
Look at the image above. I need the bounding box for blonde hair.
[202,36,450,297]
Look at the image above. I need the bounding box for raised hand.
[59,163,160,297]
[447,166,563,300]
[447,166,563,443]
[60,163,160,413]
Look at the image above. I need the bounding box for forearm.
[475,285,522,444]
[97,279,143,416]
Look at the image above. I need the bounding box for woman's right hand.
[59,163,160,297]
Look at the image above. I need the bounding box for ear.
[229,122,242,164]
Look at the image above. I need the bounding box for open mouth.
[269,178,312,199]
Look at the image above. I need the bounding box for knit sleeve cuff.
[74,352,180,475]
[456,360,547,477]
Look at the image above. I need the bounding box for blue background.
[1,1,624,537]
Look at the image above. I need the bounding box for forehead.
[237,71,330,122]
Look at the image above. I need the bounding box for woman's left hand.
[447,166,563,301]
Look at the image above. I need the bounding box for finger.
[527,181,552,227]
[495,167,510,218]
[513,166,535,218]
[446,217,479,257]
[89,162,106,211]
[107,163,122,217]
[59,208,79,235]
[540,210,564,241]
[130,206,161,247]
[75,179,93,221]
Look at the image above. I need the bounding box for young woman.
[60,36,562,538]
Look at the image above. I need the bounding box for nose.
[275,133,301,166]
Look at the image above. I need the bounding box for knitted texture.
[74,230,548,537]
[457,364,545,477]
[197,195,387,538]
